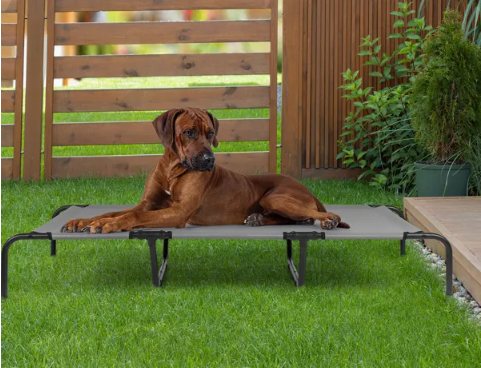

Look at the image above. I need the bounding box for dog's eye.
[184,130,193,137]
[207,131,214,138]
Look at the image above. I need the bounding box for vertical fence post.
[281,0,302,178]
[44,0,55,180]
[269,0,278,173]
[23,0,46,181]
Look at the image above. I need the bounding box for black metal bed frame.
[1,204,453,298]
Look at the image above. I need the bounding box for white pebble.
[469,301,480,309]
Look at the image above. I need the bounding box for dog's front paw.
[61,218,93,233]
[244,213,264,227]
[81,219,122,234]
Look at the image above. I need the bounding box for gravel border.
[412,240,481,323]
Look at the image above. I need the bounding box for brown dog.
[62,108,349,233]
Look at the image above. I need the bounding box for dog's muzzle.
[184,153,215,172]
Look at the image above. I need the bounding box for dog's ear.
[152,109,183,148]
[207,111,220,148]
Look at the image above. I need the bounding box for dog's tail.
[313,195,350,229]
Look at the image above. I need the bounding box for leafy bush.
[410,11,481,164]
[338,2,433,193]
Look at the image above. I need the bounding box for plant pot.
[414,162,471,197]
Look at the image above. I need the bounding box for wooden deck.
[404,197,481,303]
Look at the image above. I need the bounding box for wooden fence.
[281,0,464,179]
[42,0,278,179]
[1,0,24,180]
[0,0,277,180]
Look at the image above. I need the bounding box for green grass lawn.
[2,178,481,367]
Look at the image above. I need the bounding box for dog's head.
[152,108,219,172]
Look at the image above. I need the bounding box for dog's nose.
[202,153,215,166]
[203,153,215,164]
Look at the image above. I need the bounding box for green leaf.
[390,11,405,17]
[358,50,373,56]
[388,33,403,39]
[373,45,382,54]
[369,71,383,78]
[393,19,405,28]
[353,101,365,108]
[363,87,373,95]
[405,33,421,40]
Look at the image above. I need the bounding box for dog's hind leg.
[257,192,345,230]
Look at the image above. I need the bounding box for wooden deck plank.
[404,197,481,304]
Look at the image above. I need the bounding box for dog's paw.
[244,213,264,227]
[81,219,121,234]
[320,213,341,230]
[320,219,338,230]
[61,218,93,233]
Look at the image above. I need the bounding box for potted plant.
[410,11,481,197]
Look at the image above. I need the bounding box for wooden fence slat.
[12,0,25,179]
[1,57,15,80]
[1,24,16,45]
[1,90,15,112]
[23,0,45,180]
[44,0,55,179]
[1,158,13,179]
[53,86,270,112]
[268,0,277,173]
[55,0,271,12]
[1,124,14,146]
[52,119,270,146]
[55,21,270,45]
[54,53,270,78]
[51,152,270,178]
[281,0,302,177]
[1,0,17,12]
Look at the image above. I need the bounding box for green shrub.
[410,11,481,164]
[338,2,433,193]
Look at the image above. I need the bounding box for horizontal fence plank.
[1,124,14,146]
[1,90,15,112]
[54,53,270,78]
[1,0,16,13]
[51,152,270,178]
[1,158,13,179]
[53,86,270,112]
[1,24,16,46]
[1,57,15,80]
[52,119,269,146]
[55,21,270,45]
[55,0,271,12]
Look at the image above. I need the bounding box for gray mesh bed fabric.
[2,204,454,298]
[36,205,420,240]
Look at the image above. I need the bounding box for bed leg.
[2,233,51,298]
[147,239,160,287]
[297,239,308,286]
[400,239,406,256]
[286,239,308,287]
[404,232,453,296]
[158,239,169,286]
[51,240,57,256]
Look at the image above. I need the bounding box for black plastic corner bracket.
[403,231,453,296]
[2,232,52,298]
[129,229,172,240]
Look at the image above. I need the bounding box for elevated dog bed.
[2,205,453,298]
